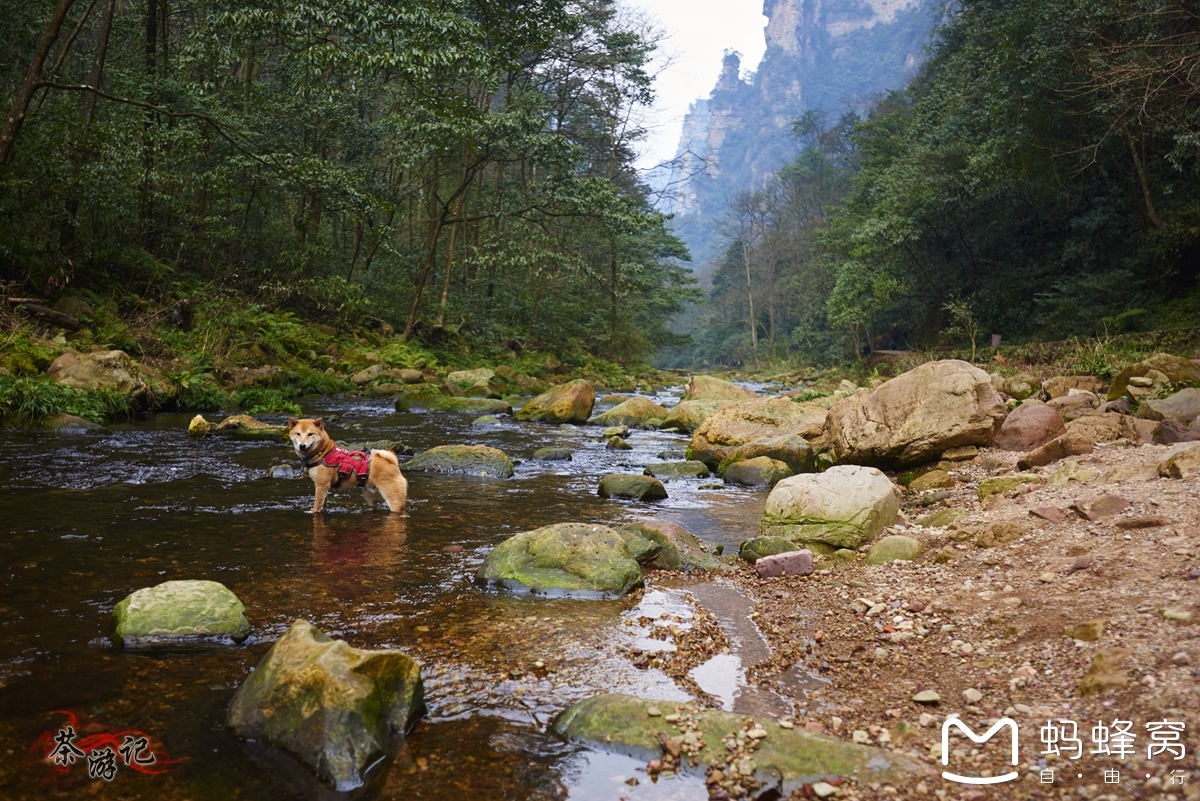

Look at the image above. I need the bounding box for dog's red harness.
[303,446,371,488]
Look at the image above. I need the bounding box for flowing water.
[0,391,799,800]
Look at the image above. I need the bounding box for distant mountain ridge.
[661,0,935,269]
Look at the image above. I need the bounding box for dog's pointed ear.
[287,417,299,428]
[314,417,325,429]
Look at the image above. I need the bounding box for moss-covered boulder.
[865,535,922,565]
[214,414,288,441]
[615,520,725,572]
[589,397,670,429]
[553,694,923,791]
[738,535,814,562]
[643,460,711,480]
[112,580,250,647]
[421,396,512,415]
[759,465,901,551]
[1109,353,1200,401]
[532,447,573,461]
[688,398,828,469]
[476,523,652,597]
[46,413,109,434]
[661,399,732,434]
[716,433,816,476]
[48,349,152,404]
[404,444,514,477]
[682,375,758,402]
[226,620,424,791]
[515,379,595,423]
[723,456,793,487]
[598,473,668,501]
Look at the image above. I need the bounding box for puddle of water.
[0,395,774,799]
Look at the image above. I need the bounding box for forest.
[0,0,698,367]
[690,0,1200,368]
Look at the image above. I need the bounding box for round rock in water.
[403,444,514,477]
[112,579,250,646]
[598,473,668,501]
[226,620,424,791]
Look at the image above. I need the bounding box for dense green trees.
[689,0,1200,366]
[0,0,696,364]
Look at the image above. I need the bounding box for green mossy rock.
[45,413,109,434]
[682,375,758,402]
[716,433,816,476]
[739,536,834,562]
[553,694,923,791]
[404,444,514,477]
[515,379,595,423]
[476,522,652,597]
[864,535,922,565]
[215,414,288,441]
[977,473,1043,501]
[226,620,424,791]
[1109,354,1200,401]
[112,580,250,646]
[423,396,512,415]
[615,520,725,572]
[722,456,793,487]
[916,508,968,528]
[532,447,573,461]
[661,399,732,434]
[598,473,668,501]
[643,460,710,480]
[589,397,670,429]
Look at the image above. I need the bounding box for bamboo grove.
[0,0,698,362]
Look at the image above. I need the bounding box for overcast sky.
[630,0,768,169]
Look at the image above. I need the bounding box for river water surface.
[0,390,782,800]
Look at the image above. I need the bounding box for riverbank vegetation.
[686,0,1200,367]
[1,0,698,387]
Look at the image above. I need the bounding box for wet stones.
[758,465,902,553]
[532,447,573,461]
[615,520,725,572]
[599,473,668,501]
[403,444,514,477]
[226,620,424,791]
[196,414,288,441]
[511,378,595,422]
[112,580,250,647]
[589,397,670,429]
[644,461,710,480]
[475,522,652,597]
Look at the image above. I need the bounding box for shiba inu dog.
[287,417,408,513]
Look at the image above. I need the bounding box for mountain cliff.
[663,0,935,267]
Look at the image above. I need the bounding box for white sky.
[631,0,768,169]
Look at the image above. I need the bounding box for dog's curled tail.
[370,448,400,467]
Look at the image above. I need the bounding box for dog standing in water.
[287,417,408,513]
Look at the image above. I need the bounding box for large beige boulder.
[759,465,902,552]
[688,398,828,469]
[1063,412,1140,444]
[588,397,669,429]
[682,375,758,401]
[992,402,1064,451]
[1108,354,1200,401]
[49,350,150,402]
[514,379,595,423]
[661,399,732,433]
[825,360,1007,468]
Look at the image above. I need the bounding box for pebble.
[963,688,983,703]
[746,727,768,739]
[918,713,936,727]
[811,781,838,798]
[852,729,870,744]
[1039,571,1056,583]
[804,721,825,733]
[1171,651,1191,665]
[646,706,662,717]
[778,720,794,729]
[441,544,464,553]
[1162,608,1193,622]
[913,690,940,704]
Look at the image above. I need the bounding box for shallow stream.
[0,390,798,800]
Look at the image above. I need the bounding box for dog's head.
[287,417,329,458]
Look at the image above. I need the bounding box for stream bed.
[0,391,801,800]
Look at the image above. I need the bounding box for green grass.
[234,387,302,415]
[0,375,135,423]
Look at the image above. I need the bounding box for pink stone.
[755,549,813,578]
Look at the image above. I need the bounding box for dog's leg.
[310,470,333,514]
[369,450,408,512]
[363,483,381,510]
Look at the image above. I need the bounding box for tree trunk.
[0,0,78,167]
[742,241,758,367]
